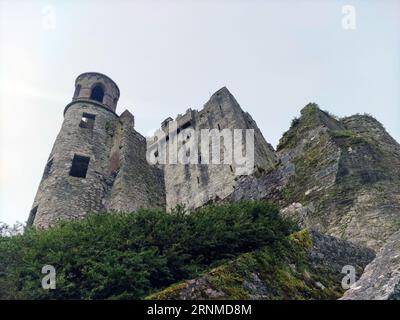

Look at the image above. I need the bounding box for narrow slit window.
[79,112,96,129]
[69,155,90,178]
[197,177,200,184]
[181,121,192,130]
[217,124,221,130]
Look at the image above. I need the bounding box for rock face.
[231,104,400,251]
[341,230,400,300]
[147,230,375,300]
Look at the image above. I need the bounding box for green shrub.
[0,201,297,300]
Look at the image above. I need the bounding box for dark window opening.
[79,112,96,129]
[73,84,81,98]
[154,150,159,157]
[27,206,38,226]
[197,177,200,184]
[219,105,222,110]
[166,135,170,142]
[199,154,202,163]
[229,165,234,172]
[90,85,105,103]
[42,158,53,180]
[181,121,192,130]
[69,155,90,178]
[217,124,221,130]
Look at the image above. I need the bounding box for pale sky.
[0,0,399,225]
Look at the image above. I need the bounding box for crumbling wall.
[107,110,165,212]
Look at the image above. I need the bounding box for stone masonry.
[148,87,277,210]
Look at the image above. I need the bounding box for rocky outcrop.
[341,230,400,300]
[147,230,374,300]
[230,104,400,251]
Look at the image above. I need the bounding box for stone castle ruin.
[29,72,276,228]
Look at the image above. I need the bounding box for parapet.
[72,72,120,112]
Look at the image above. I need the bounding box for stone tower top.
[72,72,120,112]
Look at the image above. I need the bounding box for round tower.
[29,72,121,228]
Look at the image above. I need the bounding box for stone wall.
[30,101,119,228]
[106,111,165,212]
[149,87,276,210]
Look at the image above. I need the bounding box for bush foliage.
[0,201,297,300]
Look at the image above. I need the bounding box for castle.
[29,73,276,228]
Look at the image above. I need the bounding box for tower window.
[181,121,192,130]
[90,85,105,103]
[79,113,96,129]
[69,155,90,178]
[197,177,200,184]
[217,124,221,130]
[27,205,38,226]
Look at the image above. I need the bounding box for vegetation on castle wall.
[0,201,297,300]
[147,229,344,300]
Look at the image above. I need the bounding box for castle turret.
[72,72,120,112]
[28,72,165,228]
[28,73,121,228]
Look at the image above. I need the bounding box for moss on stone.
[146,230,346,300]
[289,229,312,249]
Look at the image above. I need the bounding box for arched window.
[73,84,81,98]
[90,84,104,103]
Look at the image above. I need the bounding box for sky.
[0,0,399,225]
